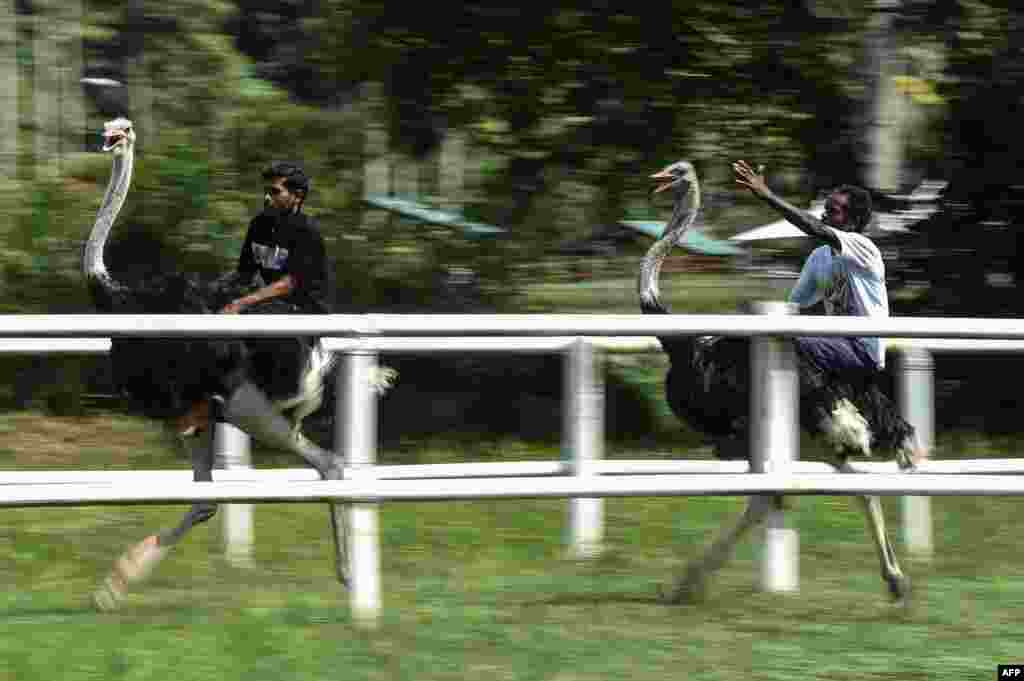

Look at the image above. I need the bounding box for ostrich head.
[639,160,701,314]
[650,160,697,197]
[648,159,701,249]
[101,118,135,155]
[83,117,137,305]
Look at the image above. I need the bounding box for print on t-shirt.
[251,243,289,271]
[788,228,889,368]
[821,263,852,316]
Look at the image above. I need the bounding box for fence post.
[336,346,381,628]
[562,338,603,559]
[214,422,253,568]
[749,301,799,592]
[896,346,934,559]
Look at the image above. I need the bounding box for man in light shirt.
[733,160,887,373]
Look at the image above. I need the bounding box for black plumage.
[102,275,312,420]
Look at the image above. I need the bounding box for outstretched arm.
[733,160,840,251]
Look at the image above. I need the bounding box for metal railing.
[2,311,1024,626]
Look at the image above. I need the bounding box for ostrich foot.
[659,564,708,604]
[93,535,170,611]
[886,572,911,604]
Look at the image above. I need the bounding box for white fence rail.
[7,473,1024,507]
[5,312,1024,338]
[1,312,1023,626]
[6,458,1024,486]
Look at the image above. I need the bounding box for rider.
[221,161,332,315]
[733,160,887,373]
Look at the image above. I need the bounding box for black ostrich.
[641,160,921,603]
[84,118,344,610]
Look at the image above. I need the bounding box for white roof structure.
[730,203,825,242]
[729,180,947,244]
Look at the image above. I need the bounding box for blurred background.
[4,4,1024,679]
[2,0,1024,438]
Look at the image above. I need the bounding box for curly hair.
[263,161,311,197]
[834,184,872,232]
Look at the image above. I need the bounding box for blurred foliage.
[15,0,1014,309]
[3,1,1024,433]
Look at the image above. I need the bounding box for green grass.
[0,413,1022,681]
[519,270,789,314]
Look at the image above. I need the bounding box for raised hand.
[733,160,770,197]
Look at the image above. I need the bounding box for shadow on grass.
[532,591,666,607]
[0,598,210,622]
[0,604,91,624]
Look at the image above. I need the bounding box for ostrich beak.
[650,169,678,195]
[101,132,124,152]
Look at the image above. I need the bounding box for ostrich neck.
[83,148,133,299]
[639,179,701,314]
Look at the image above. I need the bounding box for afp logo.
[999,665,1024,678]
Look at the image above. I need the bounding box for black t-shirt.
[237,211,332,313]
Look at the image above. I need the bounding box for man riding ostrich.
[641,159,923,602]
[84,118,342,610]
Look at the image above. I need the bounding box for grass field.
[518,269,788,314]
[1,411,1022,681]
[2,271,1021,680]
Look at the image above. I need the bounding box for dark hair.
[834,184,872,231]
[262,161,311,197]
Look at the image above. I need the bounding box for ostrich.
[85,118,344,610]
[641,160,921,603]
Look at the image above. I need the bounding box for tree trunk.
[862,0,907,193]
[0,1,16,182]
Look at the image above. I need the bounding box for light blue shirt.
[789,229,889,368]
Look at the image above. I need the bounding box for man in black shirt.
[95,164,345,605]
[221,161,331,314]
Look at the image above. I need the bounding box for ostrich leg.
[663,465,911,604]
[94,427,218,611]
[837,461,910,601]
[329,501,350,587]
[219,380,336,478]
[222,379,349,586]
[662,494,777,603]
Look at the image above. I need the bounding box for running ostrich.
[85,118,343,610]
[641,160,921,603]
